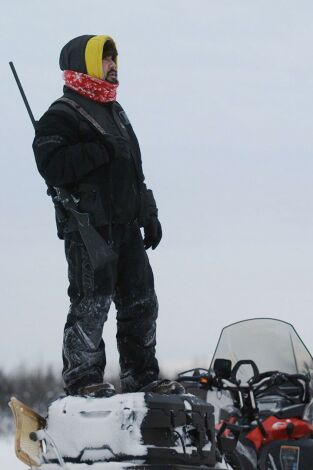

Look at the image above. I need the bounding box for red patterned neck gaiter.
[63,70,118,103]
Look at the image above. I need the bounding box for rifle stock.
[55,187,117,270]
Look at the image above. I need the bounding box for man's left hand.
[144,217,162,250]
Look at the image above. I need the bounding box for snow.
[40,464,144,470]
[45,394,148,462]
[40,463,227,470]
[0,436,27,469]
[0,438,223,470]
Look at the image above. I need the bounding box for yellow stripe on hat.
[85,35,116,79]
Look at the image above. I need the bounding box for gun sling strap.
[57,97,109,136]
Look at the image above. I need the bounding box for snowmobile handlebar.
[176,370,218,389]
[252,370,310,385]
[177,368,310,395]
[216,420,251,437]
[177,370,256,390]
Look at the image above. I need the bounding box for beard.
[106,71,118,84]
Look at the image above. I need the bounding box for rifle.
[9,61,117,271]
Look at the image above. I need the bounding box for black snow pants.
[62,223,159,394]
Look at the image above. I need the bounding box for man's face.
[102,55,118,83]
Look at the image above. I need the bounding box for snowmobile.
[177,318,313,469]
[9,388,227,469]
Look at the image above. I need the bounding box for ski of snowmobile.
[9,396,46,467]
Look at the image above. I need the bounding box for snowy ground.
[0,435,26,469]
[40,464,148,469]
[0,436,227,469]
[0,430,143,469]
[0,440,156,470]
[39,464,227,470]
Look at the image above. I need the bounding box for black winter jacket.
[33,88,157,237]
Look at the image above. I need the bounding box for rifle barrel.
[9,61,37,129]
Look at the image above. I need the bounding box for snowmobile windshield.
[211,318,313,383]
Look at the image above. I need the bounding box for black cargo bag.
[141,393,216,468]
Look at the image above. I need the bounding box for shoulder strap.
[54,97,108,137]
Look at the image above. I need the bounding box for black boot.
[76,382,116,398]
[140,379,185,395]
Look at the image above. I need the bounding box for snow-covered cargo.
[10,392,220,469]
[45,394,148,462]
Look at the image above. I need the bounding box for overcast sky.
[1,0,313,375]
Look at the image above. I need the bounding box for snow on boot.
[77,382,116,398]
[140,379,185,394]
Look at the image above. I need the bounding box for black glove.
[143,216,162,250]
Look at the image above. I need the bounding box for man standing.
[33,35,163,396]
